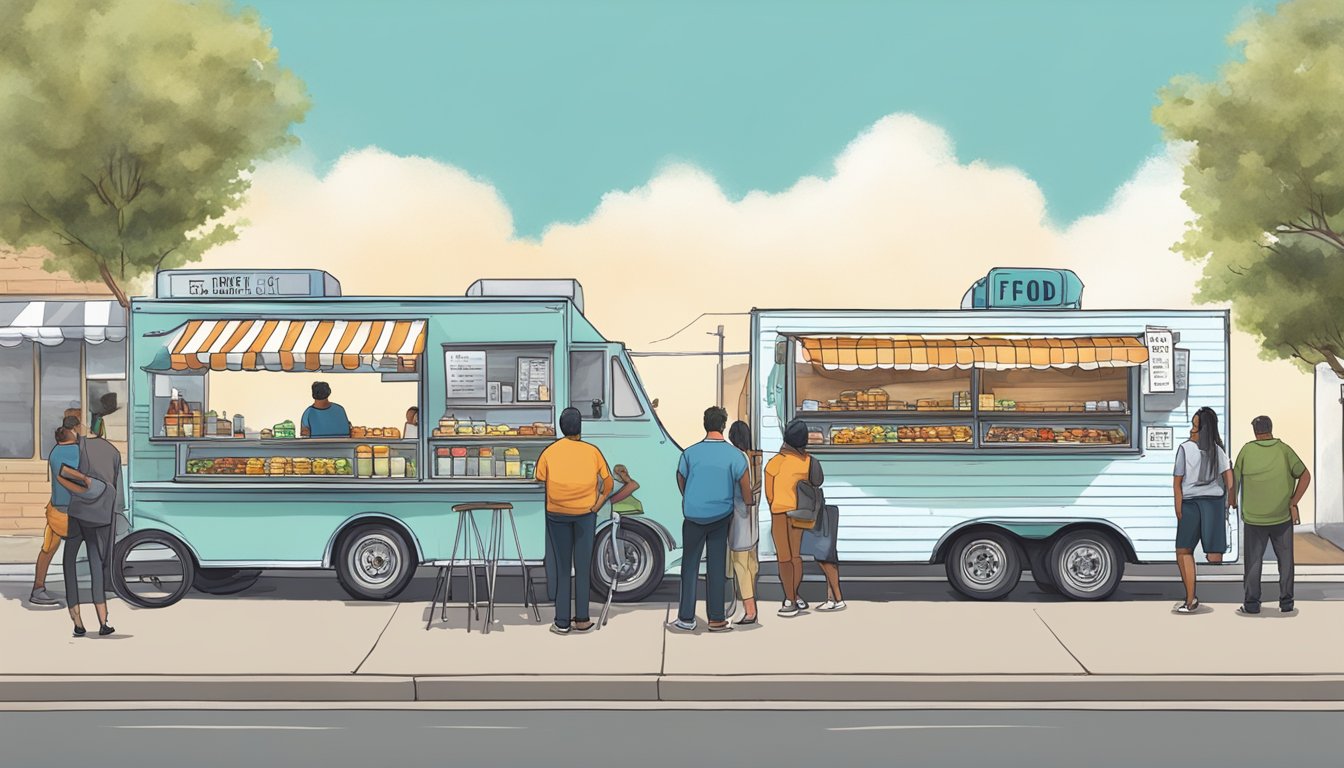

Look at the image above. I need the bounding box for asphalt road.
[0,708,1334,767]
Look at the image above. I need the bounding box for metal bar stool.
[426,504,491,632]
[479,501,542,630]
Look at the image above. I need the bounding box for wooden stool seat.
[452,502,514,513]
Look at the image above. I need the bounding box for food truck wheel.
[112,530,196,609]
[590,523,664,603]
[193,568,263,596]
[1049,530,1124,601]
[945,530,1022,600]
[335,524,416,601]
[1027,544,1060,594]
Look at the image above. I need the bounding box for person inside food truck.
[403,406,419,439]
[300,381,351,438]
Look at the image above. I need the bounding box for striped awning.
[0,300,126,347]
[798,335,1150,372]
[154,319,426,372]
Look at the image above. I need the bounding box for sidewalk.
[4,579,1344,703]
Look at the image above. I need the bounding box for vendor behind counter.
[301,381,352,438]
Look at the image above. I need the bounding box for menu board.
[446,351,488,399]
[1144,329,1175,394]
[517,357,551,402]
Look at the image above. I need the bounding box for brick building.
[0,246,126,534]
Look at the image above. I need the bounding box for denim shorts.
[1176,496,1227,553]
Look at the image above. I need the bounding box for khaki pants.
[730,549,759,600]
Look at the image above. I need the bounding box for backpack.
[787,456,824,529]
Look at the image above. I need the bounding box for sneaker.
[667,618,697,632]
[816,600,847,612]
[550,623,571,635]
[795,598,809,610]
[1280,604,1296,614]
[28,588,60,607]
[1236,606,1260,616]
[1174,599,1200,614]
[572,620,595,633]
[777,602,799,617]
[707,621,734,633]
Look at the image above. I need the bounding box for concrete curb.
[5,674,1344,703]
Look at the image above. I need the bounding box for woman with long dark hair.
[727,421,762,625]
[1172,406,1234,614]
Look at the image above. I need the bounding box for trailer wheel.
[1027,543,1059,594]
[591,522,664,603]
[113,530,196,609]
[946,530,1022,600]
[335,523,416,601]
[1050,529,1124,601]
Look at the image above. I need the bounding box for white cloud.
[194,115,1317,515]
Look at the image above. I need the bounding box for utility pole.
[708,324,725,407]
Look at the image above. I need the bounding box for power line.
[649,312,750,345]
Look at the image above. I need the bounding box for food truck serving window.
[145,318,426,482]
[790,335,1146,452]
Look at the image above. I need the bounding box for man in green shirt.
[1231,415,1311,614]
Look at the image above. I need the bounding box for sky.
[196,0,1318,514]
[249,0,1272,238]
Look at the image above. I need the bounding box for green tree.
[1154,0,1344,377]
[0,0,309,307]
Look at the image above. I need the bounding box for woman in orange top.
[764,419,821,617]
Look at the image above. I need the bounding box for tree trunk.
[95,260,130,309]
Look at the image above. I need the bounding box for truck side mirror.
[591,399,604,419]
[774,338,788,365]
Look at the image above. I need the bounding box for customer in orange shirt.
[764,419,822,617]
[535,407,613,635]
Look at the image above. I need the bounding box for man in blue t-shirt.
[671,406,752,633]
[300,381,351,438]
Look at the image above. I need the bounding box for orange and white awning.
[156,319,426,372]
[798,335,1149,372]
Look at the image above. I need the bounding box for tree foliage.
[0,0,309,306]
[1154,0,1344,376]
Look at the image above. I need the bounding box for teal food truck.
[750,268,1232,600]
[118,271,681,607]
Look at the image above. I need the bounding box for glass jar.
[435,447,452,477]
[504,448,522,478]
[373,445,391,477]
[451,447,467,476]
[355,445,374,478]
[478,447,494,478]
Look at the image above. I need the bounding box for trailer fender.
[322,513,426,568]
[931,519,1138,565]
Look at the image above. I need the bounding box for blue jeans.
[678,514,731,624]
[545,512,596,628]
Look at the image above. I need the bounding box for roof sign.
[961,268,1084,310]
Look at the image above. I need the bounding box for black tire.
[112,530,196,609]
[945,529,1023,600]
[590,521,665,603]
[193,568,263,596]
[335,523,417,601]
[1028,543,1060,594]
[1049,529,1125,601]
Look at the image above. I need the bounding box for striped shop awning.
[155,319,426,372]
[0,300,127,347]
[798,335,1150,372]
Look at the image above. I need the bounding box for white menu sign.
[1145,426,1175,451]
[446,351,488,398]
[517,357,551,402]
[1144,329,1175,394]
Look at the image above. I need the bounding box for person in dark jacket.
[59,429,123,637]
